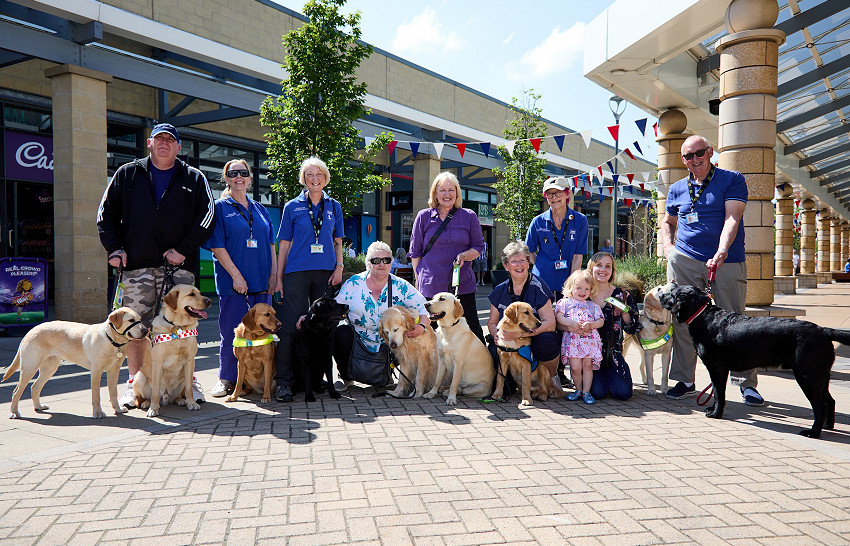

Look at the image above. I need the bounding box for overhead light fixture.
[610,68,628,75]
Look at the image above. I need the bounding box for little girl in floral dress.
[554,269,604,404]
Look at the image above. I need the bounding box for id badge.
[310,243,324,254]
[554,260,568,270]
[246,238,258,248]
[685,212,699,224]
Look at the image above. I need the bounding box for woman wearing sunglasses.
[204,159,277,398]
[332,241,429,391]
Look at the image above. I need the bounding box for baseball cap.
[150,123,180,142]
[542,176,570,193]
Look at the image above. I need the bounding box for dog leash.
[695,264,718,403]
[154,260,179,316]
[111,262,125,312]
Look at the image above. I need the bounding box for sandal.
[566,390,582,401]
[583,392,596,405]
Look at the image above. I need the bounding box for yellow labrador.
[379,306,438,398]
[134,284,211,417]
[3,307,148,419]
[228,303,281,404]
[625,286,673,396]
[423,292,495,405]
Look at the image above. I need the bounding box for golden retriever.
[227,303,281,403]
[3,307,148,419]
[423,292,495,405]
[134,284,211,417]
[491,301,562,406]
[624,286,673,396]
[379,306,438,398]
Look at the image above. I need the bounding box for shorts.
[121,266,195,327]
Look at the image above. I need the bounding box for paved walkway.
[2,283,850,544]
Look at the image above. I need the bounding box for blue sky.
[270,0,659,162]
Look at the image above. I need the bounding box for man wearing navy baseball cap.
[97,122,215,408]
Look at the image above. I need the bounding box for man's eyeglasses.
[226,169,250,178]
[682,148,709,161]
[369,257,393,265]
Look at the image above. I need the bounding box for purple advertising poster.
[0,258,47,327]
[4,131,54,183]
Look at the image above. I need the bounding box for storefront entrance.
[3,181,54,299]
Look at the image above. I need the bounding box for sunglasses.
[369,257,393,265]
[226,169,250,178]
[682,148,709,161]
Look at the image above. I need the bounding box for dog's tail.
[2,353,21,382]
[823,327,850,346]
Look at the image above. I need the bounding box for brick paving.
[1,284,850,544]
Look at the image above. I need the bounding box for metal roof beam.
[810,157,850,178]
[167,107,256,127]
[0,49,31,68]
[774,1,850,37]
[825,174,850,190]
[777,93,850,133]
[799,142,848,167]
[784,122,850,155]
[777,55,850,98]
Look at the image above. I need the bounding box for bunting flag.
[635,118,647,136]
[641,171,651,182]
[585,190,590,199]
[608,187,613,195]
[597,166,604,180]
[607,125,619,142]
[554,134,565,151]
[433,142,444,159]
[410,142,420,159]
[530,138,542,154]
[480,142,491,158]
[573,176,578,187]
[633,141,643,155]
[456,143,466,158]
[625,198,633,207]
[612,174,619,184]
[640,183,645,192]
[388,140,398,156]
[616,154,627,167]
[504,140,516,156]
[626,173,635,183]
[364,136,374,147]
[653,122,658,137]
[606,161,614,173]
[580,130,593,148]
[624,148,636,161]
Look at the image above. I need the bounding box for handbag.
[346,277,393,386]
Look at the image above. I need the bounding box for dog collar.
[495,343,518,353]
[233,335,275,347]
[647,317,667,326]
[151,328,197,344]
[639,324,674,349]
[684,304,708,325]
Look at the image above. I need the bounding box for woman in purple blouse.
[408,171,486,342]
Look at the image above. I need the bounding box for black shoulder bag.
[347,277,393,387]
[421,210,454,258]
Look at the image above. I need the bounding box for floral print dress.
[555,298,604,368]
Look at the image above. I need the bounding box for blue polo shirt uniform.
[666,166,747,263]
[205,197,275,296]
[278,190,344,273]
[525,208,588,295]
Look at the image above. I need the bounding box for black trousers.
[429,292,484,344]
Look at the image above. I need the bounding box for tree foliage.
[260,0,392,214]
[492,91,548,241]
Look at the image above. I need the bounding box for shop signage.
[0,257,48,327]
[386,191,413,211]
[5,131,54,183]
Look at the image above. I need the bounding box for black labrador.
[658,282,850,438]
[291,297,349,402]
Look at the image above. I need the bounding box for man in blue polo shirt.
[525,176,588,301]
[661,134,763,406]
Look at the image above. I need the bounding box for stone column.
[816,210,830,274]
[412,155,441,213]
[773,183,795,293]
[797,198,817,287]
[842,223,850,268]
[715,0,785,306]
[831,217,842,272]
[45,64,112,323]
[655,109,689,260]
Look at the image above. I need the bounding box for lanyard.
[231,200,253,238]
[508,274,531,304]
[307,194,325,243]
[687,165,715,207]
[548,213,571,261]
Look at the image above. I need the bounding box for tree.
[492,91,548,241]
[260,0,392,214]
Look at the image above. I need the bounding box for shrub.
[615,254,666,302]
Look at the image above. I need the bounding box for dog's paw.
[260,397,271,404]
[34,404,48,412]
[9,411,20,419]
[115,406,128,415]
[704,406,722,419]
[176,398,187,407]
[146,408,159,418]
[187,402,200,411]
[520,399,534,407]
[304,394,316,403]
[445,396,457,406]
[225,394,237,403]
[92,410,106,419]
[423,390,437,399]
[647,388,657,396]
[140,400,151,410]
[328,389,341,400]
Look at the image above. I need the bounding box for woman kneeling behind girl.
[555,270,604,404]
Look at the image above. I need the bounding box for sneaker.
[566,390,582,401]
[333,379,353,392]
[118,380,137,409]
[191,377,205,403]
[666,381,696,400]
[275,385,293,403]
[741,387,765,407]
[210,380,234,398]
[583,392,596,405]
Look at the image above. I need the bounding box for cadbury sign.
[5,131,53,183]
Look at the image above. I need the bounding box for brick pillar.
[799,198,816,274]
[843,223,850,268]
[817,210,830,273]
[716,0,785,306]
[774,184,794,277]
[830,217,842,272]
[45,64,112,323]
[655,109,689,260]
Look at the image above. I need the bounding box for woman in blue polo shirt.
[205,159,276,398]
[272,156,344,403]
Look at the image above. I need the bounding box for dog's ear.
[403,310,417,331]
[326,283,342,298]
[242,307,257,331]
[163,289,180,311]
[453,298,464,320]
[504,304,518,324]
[107,309,122,329]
